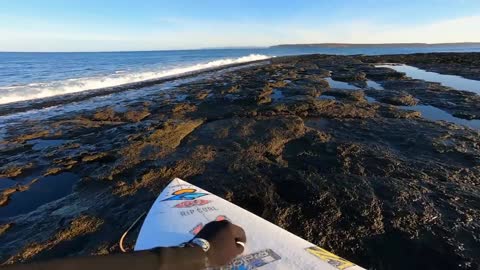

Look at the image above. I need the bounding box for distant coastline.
[270,42,480,49]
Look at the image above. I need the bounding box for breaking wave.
[0,54,270,105]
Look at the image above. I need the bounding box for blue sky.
[1,0,480,51]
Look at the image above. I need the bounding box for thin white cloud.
[289,16,480,44]
[0,15,479,51]
[377,15,480,43]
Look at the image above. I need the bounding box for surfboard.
[135,178,365,270]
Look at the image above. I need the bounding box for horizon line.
[1,42,480,53]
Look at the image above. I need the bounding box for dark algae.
[1,53,479,270]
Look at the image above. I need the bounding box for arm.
[4,247,207,270]
[3,221,246,270]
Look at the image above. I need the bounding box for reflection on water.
[319,95,336,100]
[0,172,80,218]
[0,178,16,189]
[400,105,480,130]
[365,96,377,103]
[323,73,478,130]
[326,77,384,91]
[326,78,359,90]
[363,94,479,130]
[175,94,188,101]
[376,64,480,94]
[272,89,285,101]
[305,119,331,130]
[28,139,67,151]
[366,80,384,90]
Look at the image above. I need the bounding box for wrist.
[152,246,209,270]
[190,238,211,252]
[188,246,210,269]
[187,239,211,268]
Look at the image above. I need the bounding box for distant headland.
[270,42,480,48]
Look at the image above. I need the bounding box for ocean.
[2,45,480,107]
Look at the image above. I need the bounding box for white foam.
[0,54,271,105]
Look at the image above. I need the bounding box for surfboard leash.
[119,211,147,253]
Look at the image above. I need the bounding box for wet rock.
[332,70,367,82]
[0,163,35,178]
[379,92,418,106]
[279,86,321,98]
[358,53,480,80]
[0,178,38,207]
[3,215,104,265]
[0,223,13,236]
[81,152,112,163]
[15,130,51,143]
[172,103,197,115]
[302,68,331,78]
[378,106,422,119]
[108,119,204,180]
[195,91,210,100]
[256,85,273,104]
[92,108,121,122]
[294,77,329,92]
[378,79,480,120]
[358,54,480,120]
[323,89,365,102]
[361,66,406,81]
[123,109,150,122]
[222,85,240,94]
[113,158,207,197]
[1,53,479,270]
[44,167,64,176]
[452,111,480,120]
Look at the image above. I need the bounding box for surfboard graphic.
[135,178,365,270]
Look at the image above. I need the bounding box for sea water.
[2,45,480,106]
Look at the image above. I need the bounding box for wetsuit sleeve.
[2,247,207,270]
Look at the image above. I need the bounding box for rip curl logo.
[163,188,208,201]
[174,199,212,208]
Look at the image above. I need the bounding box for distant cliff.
[270,42,480,48]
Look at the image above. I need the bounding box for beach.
[1,52,480,270]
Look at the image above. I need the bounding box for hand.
[194,220,246,267]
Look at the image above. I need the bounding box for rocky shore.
[359,53,480,80]
[1,53,479,270]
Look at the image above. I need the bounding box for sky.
[1,0,480,52]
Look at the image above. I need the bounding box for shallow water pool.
[376,64,480,94]
[272,89,285,101]
[325,78,359,90]
[400,104,480,130]
[366,80,385,90]
[0,172,80,219]
[28,139,67,151]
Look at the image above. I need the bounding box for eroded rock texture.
[1,54,479,270]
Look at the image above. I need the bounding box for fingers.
[197,220,230,239]
[198,220,246,255]
[235,241,245,254]
[230,223,246,254]
[235,241,245,248]
[230,224,247,244]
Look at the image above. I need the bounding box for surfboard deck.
[135,178,365,270]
